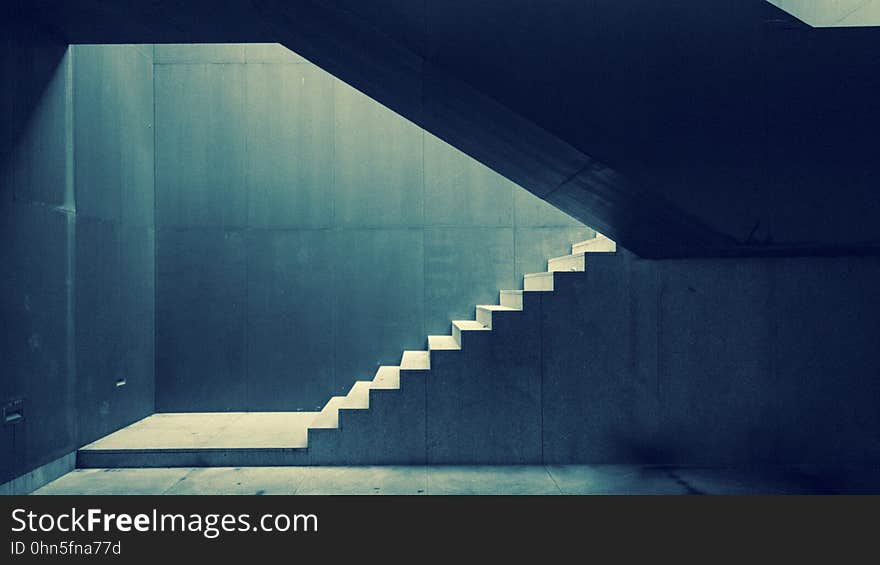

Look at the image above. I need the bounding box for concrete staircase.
[78,234,617,467]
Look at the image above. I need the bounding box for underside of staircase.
[78,234,618,468]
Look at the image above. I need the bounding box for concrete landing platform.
[77,413,318,468]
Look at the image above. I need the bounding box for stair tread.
[476,304,520,311]
[371,366,400,389]
[428,335,461,350]
[310,414,337,429]
[548,252,586,273]
[452,319,489,330]
[572,237,602,248]
[499,289,524,309]
[572,233,616,253]
[549,251,586,262]
[401,350,430,370]
[572,233,610,245]
[502,288,550,293]
[524,271,555,291]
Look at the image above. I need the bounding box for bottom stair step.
[76,413,314,468]
[77,447,310,468]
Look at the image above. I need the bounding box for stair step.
[524,272,554,291]
[76,413,313,468]
[311,378,373,430]
[347,380,372,408]
[452,319,489,345]
[548,252,586,272]
[428,335,461,351]
[499,290,524,309]
[475,304,520,328]
[572,233,616,254]
[371,365,400,389]
[310,396,347,428]
[401,350,430,370]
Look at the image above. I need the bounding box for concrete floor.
[81,413,317,450]
[63,415,880,494]
[31,464,880,495]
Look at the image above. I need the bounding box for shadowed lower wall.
[541,251,880,465]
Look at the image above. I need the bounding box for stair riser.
[77,449,310,468]
[475,308,492,328]
[427,336,460,351]
[548,254,585,272]
[499,291,523,309]
[524,274,553,291]
[572,240,616,254]
[371,378,400,390]
[348,382,372,409]
[452,324,468,345]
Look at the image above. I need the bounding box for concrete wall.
[0,19,155,485]
[309,250,880,466]
[154,44,591,412]
[73,44,156,446]
[542,252,880,465]
[265,249,880,467]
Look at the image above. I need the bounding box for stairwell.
[77,234,617,468]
